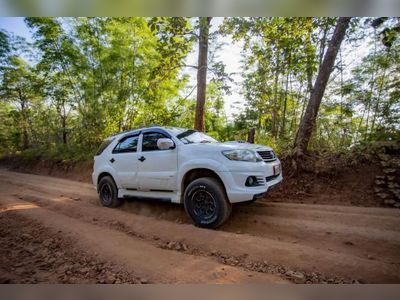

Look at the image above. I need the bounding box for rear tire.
[98,176,122,208]
[184,177,232,229]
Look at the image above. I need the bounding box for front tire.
[98,176,122,208]
[184,177,232,229]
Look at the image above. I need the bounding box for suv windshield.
[175,129,218,144]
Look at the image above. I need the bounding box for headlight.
[222,149,263,162]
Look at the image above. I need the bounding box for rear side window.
[96,138,115,155]
[113,135,139,153]
[142,132,168,151]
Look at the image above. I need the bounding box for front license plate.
[273,164,281,175]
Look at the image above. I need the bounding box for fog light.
[245,176,257,186]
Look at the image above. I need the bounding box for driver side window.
[142,132,169,152]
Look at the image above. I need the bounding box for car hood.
[223,141,274,151]
[182,141,273,152]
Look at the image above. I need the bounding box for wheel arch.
[181,168,227,201]
[97,172,116,188]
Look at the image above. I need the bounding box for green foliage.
[0,30,10,65]
[223,17,399,155]
[222,17,329,142]
[0,17,399,161]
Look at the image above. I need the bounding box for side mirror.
[157,138,174,150]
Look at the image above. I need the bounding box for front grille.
[257,150,276,162]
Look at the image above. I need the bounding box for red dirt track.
[1,169,399,283]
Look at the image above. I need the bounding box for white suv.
[93,126,282,228]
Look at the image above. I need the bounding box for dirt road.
[0,169,399,283]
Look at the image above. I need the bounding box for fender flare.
[177,158,229,194]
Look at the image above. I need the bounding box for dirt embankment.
[0,156,93,183]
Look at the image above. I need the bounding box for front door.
[137,132,178,192]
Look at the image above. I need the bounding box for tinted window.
[96,137,115,155]
[113,136,138,153]
[142,132,169,151]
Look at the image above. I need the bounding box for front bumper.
[216,166,283,203]
[252,192,267,201]
[265,173,283,190]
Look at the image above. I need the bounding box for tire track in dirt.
[0,197,284,283]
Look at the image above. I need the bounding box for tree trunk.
[364,28,379,139]
[18,92,29,150]
[22,123,29,150]
[247,128,255,144]
[319,28,327,67]
[194,17,212,132]
[306,52,314,95]
[62,116,67,145]
[294,17,351,156]
[271,51,280,138]
[280,50,291,137]
[280,73,289,137]
[370,71,387,139]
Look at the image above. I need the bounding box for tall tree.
[294,17,351,156]
[26,17,83,145]
[194,17,212,132]
[0,57,43,149]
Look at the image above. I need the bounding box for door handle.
[110,158,115,163]
[138,156,146,162]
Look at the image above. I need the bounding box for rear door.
[137,131,178,192]
[109,134,139,189]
